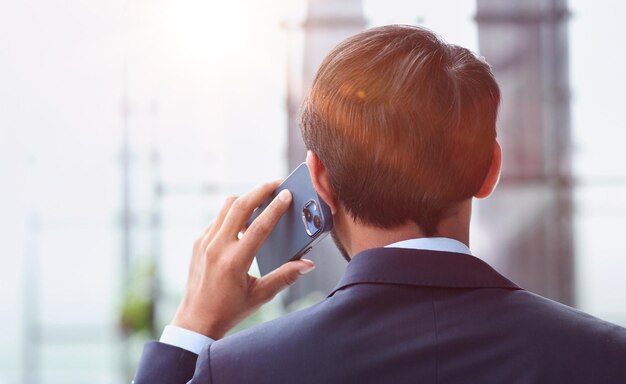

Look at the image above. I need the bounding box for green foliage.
[120,261,156,337]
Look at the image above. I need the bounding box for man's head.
[301,25,501,238]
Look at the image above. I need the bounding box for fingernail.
[298,260,315,275]
[278,189,291,202]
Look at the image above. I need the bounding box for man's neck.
[336,200,472,258]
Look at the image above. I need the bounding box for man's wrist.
[172,308,228,340]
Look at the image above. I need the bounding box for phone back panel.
[248,163,333,276]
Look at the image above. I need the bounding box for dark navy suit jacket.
[135,248,626,383]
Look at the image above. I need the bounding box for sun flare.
[162,0,250,63]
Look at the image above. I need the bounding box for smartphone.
[247,163,333,276]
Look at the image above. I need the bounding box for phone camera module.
[302,200,323,237]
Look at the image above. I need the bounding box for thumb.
[254,259,316,303]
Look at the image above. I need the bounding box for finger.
[201,195,238,250]
[194,223,211,253]
[237,189,292,263]
[200,223,212,236]
[195,220,215,249]
[218,180,282,239]
[253,259,316,304]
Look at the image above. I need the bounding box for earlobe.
[474,141,502,199]
[306,151,339,214]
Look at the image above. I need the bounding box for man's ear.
[306,151,339,214]
[474,141,502,199]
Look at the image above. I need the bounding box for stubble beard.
[331,228,351,263]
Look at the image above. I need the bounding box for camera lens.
[302,200,323,237]
[303,207,312,222]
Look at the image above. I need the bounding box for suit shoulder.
[508,290,626,357]
[513,290,625,332]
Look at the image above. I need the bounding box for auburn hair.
[301,25,500,235]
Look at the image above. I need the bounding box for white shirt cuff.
[159,325,214,355]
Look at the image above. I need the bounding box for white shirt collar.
[384,237,472,256]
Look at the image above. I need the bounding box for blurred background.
[1,0,625,382]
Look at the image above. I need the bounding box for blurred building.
[475,0,574,305]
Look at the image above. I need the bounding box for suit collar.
[328,248,521,297]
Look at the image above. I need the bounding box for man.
[135,25,626,383]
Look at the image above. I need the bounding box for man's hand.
[171,180,316,340]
